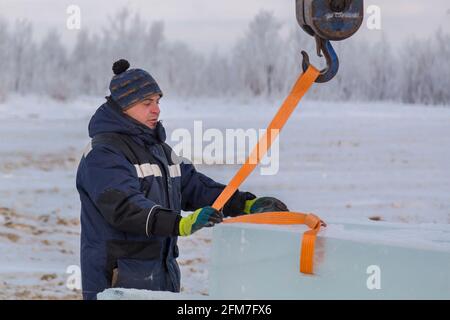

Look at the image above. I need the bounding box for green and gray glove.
[178,206,224,236]
[243,197,289,214]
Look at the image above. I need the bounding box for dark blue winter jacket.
[76,98,253,300]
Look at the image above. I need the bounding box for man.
[76,59,288,300]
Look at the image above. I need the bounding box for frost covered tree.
[0,17,11,100]
[35,29,69,99]
[232,10,285,97]
[0,9,448,105]
[366,35,398,101]
[400,29,450,105]
[69,30,105,96]
[431,30,450,105]
[140,21,166,72]
[10,20,36,94]
[161,41,205,97]
[201,49,234,97]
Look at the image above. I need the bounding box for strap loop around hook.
[301,37,339,83]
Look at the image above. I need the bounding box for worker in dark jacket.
[76,59,288,300]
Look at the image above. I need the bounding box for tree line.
[0,9,448,106]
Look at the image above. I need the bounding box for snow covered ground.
[0,94,449,299]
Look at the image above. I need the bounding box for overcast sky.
[1,0,449,53]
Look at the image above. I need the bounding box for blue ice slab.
[209,220,450,299]
[97,288,207,300]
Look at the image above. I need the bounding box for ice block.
[209,220,450,299]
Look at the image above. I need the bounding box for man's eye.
[143,99,159,106]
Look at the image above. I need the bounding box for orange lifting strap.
[212,65,324,275]
[223,212,323,274]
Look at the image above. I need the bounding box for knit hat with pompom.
[109,59,162,110]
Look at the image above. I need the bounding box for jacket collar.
[88,97,166,147]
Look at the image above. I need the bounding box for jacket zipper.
[152,144,172,210]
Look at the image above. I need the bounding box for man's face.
[123,94,161,129]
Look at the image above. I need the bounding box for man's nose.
[151,103,160,114]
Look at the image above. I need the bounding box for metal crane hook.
[301,36,339,83]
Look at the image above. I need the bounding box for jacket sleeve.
[180,161,256,217]
[78,144,180,236]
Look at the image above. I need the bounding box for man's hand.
[243,197,289,214]
[178,206,224,236]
